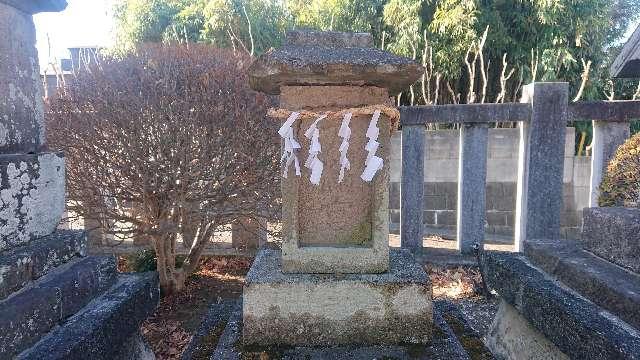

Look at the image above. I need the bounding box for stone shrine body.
[242,30,433,346]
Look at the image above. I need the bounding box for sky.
[34,0,115,71]
[32,1,640,73]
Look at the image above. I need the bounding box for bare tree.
[46,45,279,294]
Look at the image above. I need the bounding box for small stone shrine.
[0,1,158,358]
[242,30,431,346]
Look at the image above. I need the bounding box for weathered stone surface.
[0,256,117,358]
[611,24,640,78]
[487,299,568,360]
[18,272,159,360]
[0,153,66,252]
[0,229,86,300]
[525,238,640,329]
[216,300,468,359]
[582,207,640,273]
[182,300,236,360]
[112,330,156,360]
[243,249,432,346]
[457,123,488,254]
[285,30,373,48]
[515,83,568,249]
[482,252,640,359]
[401,124,425,248]
[0,3,46,153]
[249,31,423,95]
[589,121,630,206]
[0,0,67,14]
[279,85,390,274]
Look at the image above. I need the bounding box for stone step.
[17,272,159,360]
[525,238,640,329]
[0,230,86,300]
[482,252,640,359]
[0,255,117,358]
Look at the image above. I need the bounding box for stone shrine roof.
[611,24,640,78]
[249,30,424,95]
[1,0,67,14]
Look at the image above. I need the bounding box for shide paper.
[278,112,301,178]
[304,114,327,185]
[361,110,383,182]
[338,112,353,183]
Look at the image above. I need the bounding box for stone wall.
[389,127,590,239]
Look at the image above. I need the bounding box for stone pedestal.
[243,30,430,346]
[243,249,432,346]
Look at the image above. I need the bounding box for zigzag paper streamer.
[337,112,352,183]
[278,112,301,178]
[304,114,326,185]
[361,110,383,182]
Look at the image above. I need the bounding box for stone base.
[214,300,467,359]
[242,249,432,346]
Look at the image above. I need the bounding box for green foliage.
[598,133,640,207]
[112,0,640,103]
[124,249,158,272]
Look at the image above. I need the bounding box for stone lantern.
[242,30,432,346]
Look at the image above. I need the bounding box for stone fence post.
[515,83,568,251]
[457,123,489,254]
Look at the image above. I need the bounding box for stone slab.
[582,207,640,273]
[482,251,640,359]
[215,300,469,359]
[0,0,67,14]
[243,249,432,346]
[0,153,66,252]
[487,299,568,360]
[17,272,159,360]
[0,229,86,300]
[0,256,117,358]
[248,31,423,95]
[525,238,640,329]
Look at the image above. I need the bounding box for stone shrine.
[242,30,432,346]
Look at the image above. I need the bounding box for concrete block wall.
[389,127,589,239]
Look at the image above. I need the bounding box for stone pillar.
[0,0,66,252]
[515,83,568,251]
[400,124,425,249]
[457,123,488,254]
[589,121,630,207]
[243,30,432,347]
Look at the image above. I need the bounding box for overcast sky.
[33,1,640,72]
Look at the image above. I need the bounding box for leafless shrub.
[46,44,279,294]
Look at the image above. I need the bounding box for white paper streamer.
[278,112,301,178]
[304,114,326,185]
[361,110,383,182]
[338,112,352,183]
